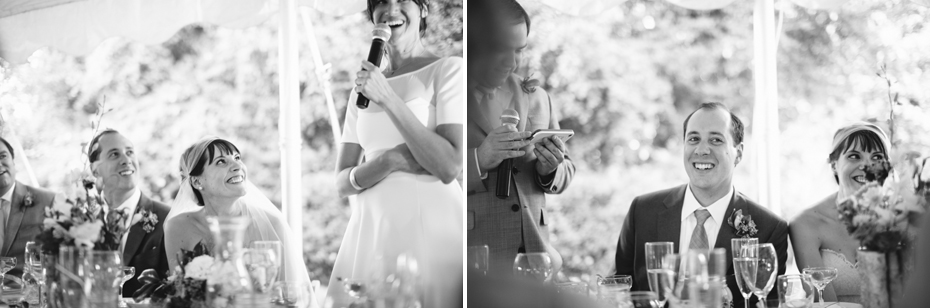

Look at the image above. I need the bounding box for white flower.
[69,221,103,248]
[184,255,215,280]
[43,218,59,229]
[52,193,72,219]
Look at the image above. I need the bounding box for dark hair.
[187,139,241,206]
[499,0,532,35]
[367,0,430,36]
[88,129,121,163]
[828,130,888,183]
[682,102,744,145]
[0,137,13,159]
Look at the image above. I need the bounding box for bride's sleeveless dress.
[326,57,464,307]
[821,248,860,303]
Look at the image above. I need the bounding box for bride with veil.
[164,137,310,284]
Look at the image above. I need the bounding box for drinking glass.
[277,281,313,308]
[0,257,16,291]
[118,266,135,307]
[249,241,282,293]
[677,248,727,308]
[644,242,673,307]
[467,245,489,276]
[628,291,661,308]
[3,276,25,308]
[732,238,759,308]
[513,252,552,282]
[802,267,837,306]
[778,274,815,308]
[24,242,41,271]
[738,243,778,308]
[596,274,632,298]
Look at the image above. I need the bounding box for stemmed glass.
[513,252,552,282]
[732,238,759,308]
[644,242,674,307]
[596,274,633,298]
[3,276,25,308]
[802,267,837,306]
[0,257,16,291]
[249,241,282,292]
[777,274,815,308]
[467,245,489,276]
[118,266,135,307]
[738,243,778,308]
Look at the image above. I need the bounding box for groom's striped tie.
[689,209,711,250]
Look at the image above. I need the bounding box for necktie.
[689,209,711,250]
[0,199,8,251]
[478,88,503,128]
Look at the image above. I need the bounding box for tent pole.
[298,7,341,141]
[752,0,781,213]
[278,0,303,255]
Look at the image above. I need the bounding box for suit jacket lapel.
[467,86,495,135]
[122,195,149,265]
[714,192,745,275]
[3,183,27,256]
[657,185,687,253]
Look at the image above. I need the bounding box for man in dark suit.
[88,129,169,297]
[613,103,789,308]
[0,137,56,278]
[466,0,575,275]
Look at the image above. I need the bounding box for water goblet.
[467,245,489,276]
[644,242,673,307]
[244,248,279,294]
[118,266,135,308]
[802,267,837,306]
[732,238,759,308]
[778,274,815,308]
[738,243,778,308]
[513,252,552,282]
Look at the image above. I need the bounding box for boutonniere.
[728,209,758,238]
[23,191,34,208]
[521,74,541,94]
[137,209,158,233]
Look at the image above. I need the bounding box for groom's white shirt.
[678,185,733,256]
[109,188,141,253]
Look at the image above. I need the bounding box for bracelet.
[349,167,364,191]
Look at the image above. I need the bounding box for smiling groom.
[611,103,788,308]
[88,129,170,297]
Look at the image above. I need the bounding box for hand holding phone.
[527,129,574,145]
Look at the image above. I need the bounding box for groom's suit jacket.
[466,74,575,275]
[1,181,55,277]
[613,185,788,308]
[121,194,170,297]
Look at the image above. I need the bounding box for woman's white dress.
[821,248,860,303]
[326,57,464,307]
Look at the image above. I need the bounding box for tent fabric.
[0,0,366,65]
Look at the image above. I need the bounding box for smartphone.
[527,129,574,144]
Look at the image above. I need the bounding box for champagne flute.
[732,238,758,308]
[738,243,778,308]
[802,267,837,306]
[513,252,552,282]
[644,242,674,307]
[467,245,489,276]
[118,266,135,307]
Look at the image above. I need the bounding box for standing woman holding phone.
[326,0,463,306]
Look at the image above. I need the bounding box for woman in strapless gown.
[789,122,891,303]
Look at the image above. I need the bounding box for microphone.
[356,23,392,109]
[496,109,520,199]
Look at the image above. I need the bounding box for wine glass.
[467,245,489,276]
[596,274,633,298]
[732,238,758,308]
[513,252,552,282]
[244,248,279,294]
[0,257,16,291]
[738,243,778,308]
[778,274,815,308]
[249,241,282,292]
[117,266,135,307]
[802,267,837,306]
[644,241,674,307]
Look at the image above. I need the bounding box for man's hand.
[477,125,533,172]
[534,136,566,176]
[384,144,429,175]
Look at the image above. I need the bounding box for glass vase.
[86,251,122,308]
[55,246,88,308]
[206,216,267,308]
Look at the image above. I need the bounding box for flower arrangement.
[134,241,213,308]
[836,153,930,252]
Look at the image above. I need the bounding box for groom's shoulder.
[141,193,171,217]
[735,191,787,224]
[634,185,685,205]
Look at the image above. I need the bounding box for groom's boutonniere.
[23,192,34,208]
[521,74,541,94]
[139,209,158,233]
[728,209,758,238]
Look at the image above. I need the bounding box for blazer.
[466,74,575,274]
[613,184,789,308]
[120,193,170,297]
[2,181,55,277]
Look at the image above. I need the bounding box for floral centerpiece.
[133,241,214,308]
